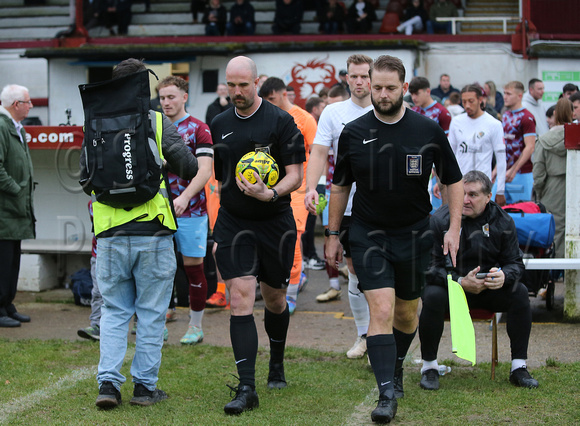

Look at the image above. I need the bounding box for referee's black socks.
[230,314,258,389]
[264,305,290,365]
[367,334,396,399]
[393,327,417,368]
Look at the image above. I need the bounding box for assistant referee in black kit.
[211,56,305,416]
[326,55,463,424]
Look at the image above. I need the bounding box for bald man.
[210,56,305,415]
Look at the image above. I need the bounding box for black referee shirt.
[211,99,306,220]
[333,108,462,229]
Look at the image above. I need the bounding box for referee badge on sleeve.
[406,155,422,176]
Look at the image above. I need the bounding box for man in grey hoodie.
[522,78,549,137]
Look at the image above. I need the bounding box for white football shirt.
[448,112,506,194]
[314,98,373,215]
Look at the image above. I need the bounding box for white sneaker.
[316,288,341,302]
[346,335,367,359]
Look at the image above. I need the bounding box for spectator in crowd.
[431,73,459,104]
[305,95,326,122]
[533,98,573,260]
[191,0,208,23]
[502,80,536,204]
[484,80,504,114]
[562,83,578,99]
[409,76,451,134]
[327,84,349,103]
[77,201,101,340]
[448,84,506,205]
[259,77,317,315]
[319,0,346,34]
[0,84,35,328]
[346,0,377,34]
[226,0,255,36]
[158,76,214,346]
[286,85,296,104]
[419,171,538,391]
[545,105,556,129]
[205,83,232,125]
[83,0,103,30]
[481,88,502,121]
[318,86,330,104]
[203,0,227,36]
[522,78,549,137]
[302,95,327,273]
[304,54,375,362]
[409,76,452,204]
[98,0,132,35]
[272,0,304,35]
[570,91,580,121]
[257,74,268,90]
[333,69,351,95]
[444,91,464,117]
[150,87,163,113]
[426,0,458,34]
[397,0,428,35]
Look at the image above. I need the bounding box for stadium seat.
[471,309,499,380]
[379,12,401,34]
[446,308,499,380]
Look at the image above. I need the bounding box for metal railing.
[436,16,520,35]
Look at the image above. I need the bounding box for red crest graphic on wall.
[287,58,339,108]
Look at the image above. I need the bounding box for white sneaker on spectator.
[346,335,367,359]
[316,288,341,302]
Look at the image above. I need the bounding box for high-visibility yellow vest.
[92,112,176,237]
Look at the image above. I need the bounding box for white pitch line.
[0,347,136,423]
[0,366,95,423]
[345,386,377,426]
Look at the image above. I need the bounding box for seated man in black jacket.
[272,0,303,35]
[226,0,255,35]
[419,170,538,391]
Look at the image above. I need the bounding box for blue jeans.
[89,256,102,328]
[96,235,176,390]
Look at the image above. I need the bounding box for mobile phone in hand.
[475,272,488,279]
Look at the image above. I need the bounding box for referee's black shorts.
[349,216,433,300]
[213,207,297,288]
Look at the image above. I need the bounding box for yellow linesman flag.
[448,274,476,365]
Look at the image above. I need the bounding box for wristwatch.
[325,229,340,237]
[270,188,279,203]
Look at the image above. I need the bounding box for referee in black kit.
[326,55,463,424]
[210,56,305,415]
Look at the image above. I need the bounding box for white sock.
[329,277,340,290]
[347,272,369,335]
[286,283,299,300]
[511,359,527,372]
[421,359,439,374]
[189,309,204,329]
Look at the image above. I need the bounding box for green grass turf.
[1,339,578,425]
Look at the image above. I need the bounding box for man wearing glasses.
[0,84,35,327]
